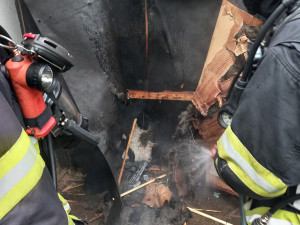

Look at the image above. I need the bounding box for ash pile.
[113,107,221,225]
[117,121,192,225]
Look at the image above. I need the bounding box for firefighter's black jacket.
[215,7,300,224]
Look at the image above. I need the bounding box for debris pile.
[57,168,113,225]
[115,115,240,225]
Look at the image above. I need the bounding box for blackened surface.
[107,0,222,91]
[15,0,40,35]
[53,135,122,224]
[24,0,120,132]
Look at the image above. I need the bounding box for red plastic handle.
[26,116,56,138]
[23,33,36,39]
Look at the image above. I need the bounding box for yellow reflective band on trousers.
[217,126,287,198]
[0,130,45,220]
[245,207,300,225]
[58,193,82,225]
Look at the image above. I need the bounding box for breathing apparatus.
[217,0,298,129]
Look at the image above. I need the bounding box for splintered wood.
[192,0,262,148]
[192,113,225,148]
[192,0,262,116]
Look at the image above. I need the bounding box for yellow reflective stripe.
[69,215,83,223]
[0,130,45,220]
[58,193,71,213]
[225,127,286,190]
[67,215,76,225]
[0,130,29,180]
[217,126,287,197]
[58,193,79,225]
[245,207,300,225]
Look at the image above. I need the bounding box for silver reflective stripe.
[0,142,38,198]
[246,215,295,225]
[292,184,300,210]
[63,202,70,212]
[221,132,280,194]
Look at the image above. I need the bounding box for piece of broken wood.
[142,182,172,208]
[148,165,166,172]
[127,90,194,101]
[187,207,233,225]
[120,174,167,197]
[148,165,167,176]
[62,183,84,192]
[145,0,148,61]
[118,118,137,185]
[194,208,221,213]
[88,213,102,223]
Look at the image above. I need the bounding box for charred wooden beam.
[127,90,194,101]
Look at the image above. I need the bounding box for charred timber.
[127,90,194,101]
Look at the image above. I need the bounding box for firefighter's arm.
[212,44,300,199]
[213,127,288,200]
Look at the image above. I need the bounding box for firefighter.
[214,0,300,224]
[0,26,83,225]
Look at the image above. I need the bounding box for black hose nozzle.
[64,119,100,147]
[251,194,300,225]
[252,211,273,225]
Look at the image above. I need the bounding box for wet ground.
[55,165,241,225]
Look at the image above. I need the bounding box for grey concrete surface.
[0,0,22,42]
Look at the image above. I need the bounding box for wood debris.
[127,90,194,101]
[62,183,84,193]
[88,213,102,223]
[188,207,233,225]
[120,174,167,197]
[192,0,261,116]
[118,118,137,185]
[194,208,221,213]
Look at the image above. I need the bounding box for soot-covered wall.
[24,0,245,153]
[107,0,222,92]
